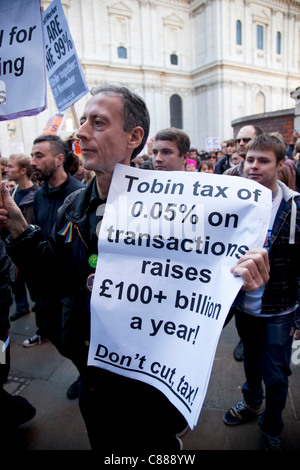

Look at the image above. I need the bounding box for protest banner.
[88,165,272,429]
[205,137,220,151]
[41,112,65,135]
[0,0,47,121]
[42,0,88,112]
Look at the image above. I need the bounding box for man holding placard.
[0,85,270,451]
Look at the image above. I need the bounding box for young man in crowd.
[6,153,39,321]
[152,127,190,172]
[223,134,300,450]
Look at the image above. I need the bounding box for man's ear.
[56,153,65,167]
[182,153,188,165]
[127,126,144,150]
[277,159,285,171]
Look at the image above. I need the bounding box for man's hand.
[231,248,270,292]
[0,180,28,237]
[290,327,300,340]
[290,130,299,145]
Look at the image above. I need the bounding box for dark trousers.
[78,366,180,452]
[14,271,30,315]
[235,309,293,436]
[35,299,47,338]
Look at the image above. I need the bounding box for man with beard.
[26,135,85,398]
[30,135,84,242]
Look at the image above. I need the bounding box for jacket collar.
[66,177,105,224]
[274,180,300,245]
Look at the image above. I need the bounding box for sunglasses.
[236,137,251,144]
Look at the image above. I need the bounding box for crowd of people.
[132,127,300,192]
[0,84,299,451]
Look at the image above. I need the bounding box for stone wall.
[232,109,295,145]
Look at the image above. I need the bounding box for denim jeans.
[235,309,293,436]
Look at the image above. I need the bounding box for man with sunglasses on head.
[225,125,264,177]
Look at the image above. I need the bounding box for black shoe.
[66,376,81,399]
[262,431,282,450]
[10,311,31,321]
[233,339,244,361]
[223,399,263,425]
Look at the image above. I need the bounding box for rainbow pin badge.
[58,221,74,243]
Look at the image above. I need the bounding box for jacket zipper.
[74,224,89,250]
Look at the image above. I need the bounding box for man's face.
[1,163,8,175]
[7,157,23,183]
[221,143,227,155]
[226,144,236,156]
[244,149,283,190]
[236,126,257,158]
[231,152,242,166]
[152,140,187,171]
[31,141,57,182]
[77,93,134,174]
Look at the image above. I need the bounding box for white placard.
[88,165,272,429]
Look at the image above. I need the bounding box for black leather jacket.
[6,178,104,371]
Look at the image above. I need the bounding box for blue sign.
[43,0,88,111]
